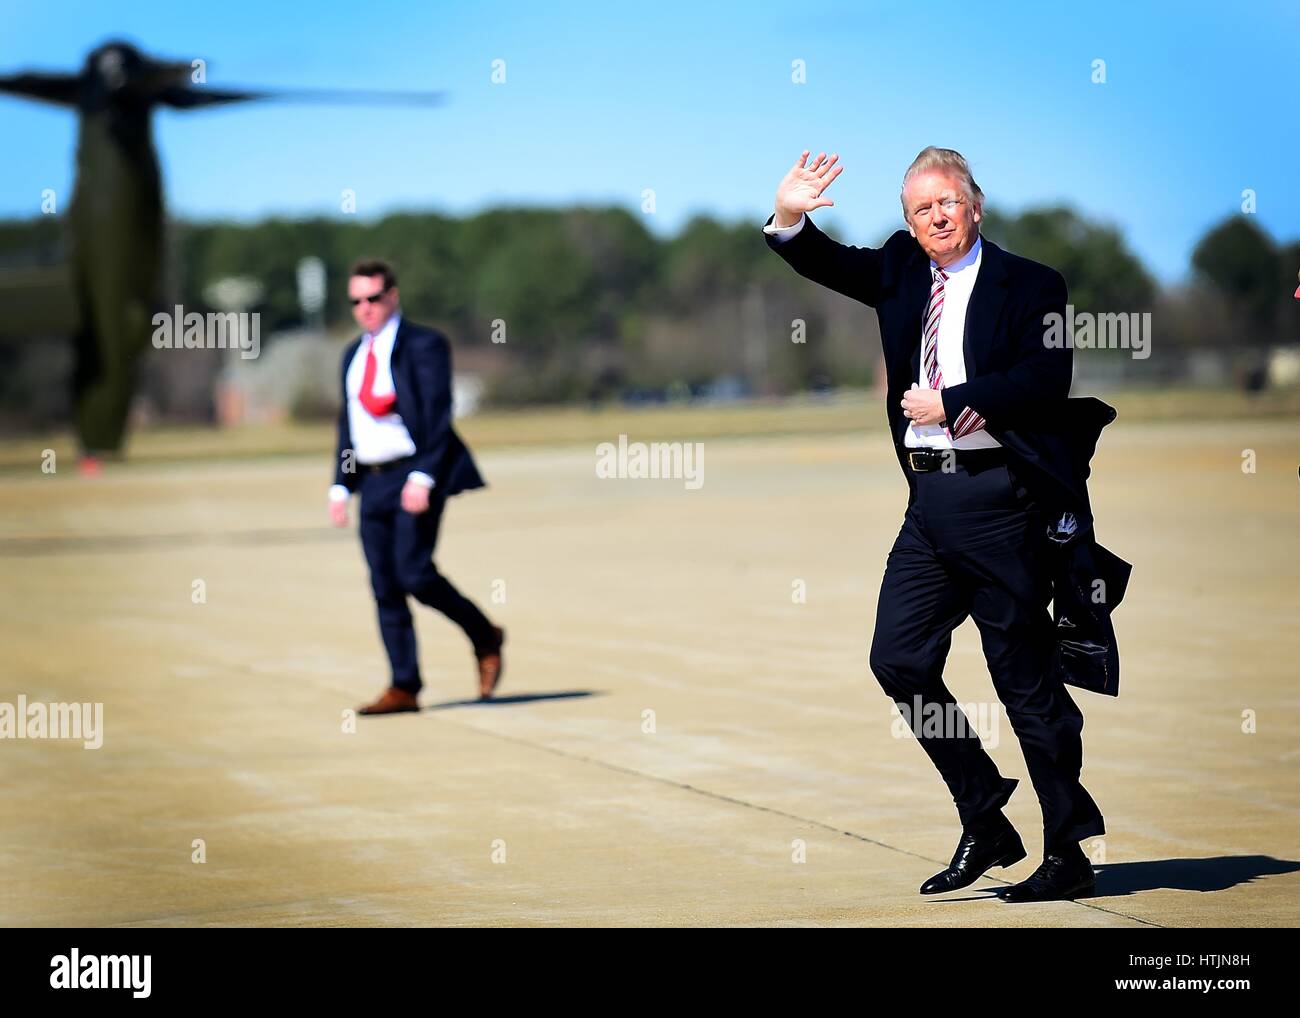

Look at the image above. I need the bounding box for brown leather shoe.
[476,626,505,700]
[357,686,420,715]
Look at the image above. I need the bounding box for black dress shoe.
[1000,853,1096,902]
[919,824,1027,895]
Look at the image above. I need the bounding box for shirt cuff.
[405,471,435,488]
[328,484,351,502]
[763,212,806,240]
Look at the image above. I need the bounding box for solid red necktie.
[358,339,397,417]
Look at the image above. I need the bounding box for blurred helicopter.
[0,39,443,471]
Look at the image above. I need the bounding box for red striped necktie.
[921,265,985,440]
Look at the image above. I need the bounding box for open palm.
[775,150,844,225]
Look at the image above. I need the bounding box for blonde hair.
[900,146,984,220]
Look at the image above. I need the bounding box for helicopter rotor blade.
[157,85,447,109]
[0,72,82,107]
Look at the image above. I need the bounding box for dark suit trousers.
[868,457,1106,852]
[357,467,496,692]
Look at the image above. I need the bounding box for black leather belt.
[906,447,1007,473]
[360,455,414,475]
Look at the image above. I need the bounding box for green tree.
[1192,216,1283,343]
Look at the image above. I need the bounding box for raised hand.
[774,150,844,228]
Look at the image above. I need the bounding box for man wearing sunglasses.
[328,258,504,712]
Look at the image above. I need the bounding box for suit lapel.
[962,237,1009,377]
[900,246,931,391]
[389,316,410,408]
[387,318,418,429]
[389,316,407,365]
[881,245,928,445]
[342,337,362,392]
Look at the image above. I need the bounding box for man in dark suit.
[765,147,1116,902]
[328,259,504,713]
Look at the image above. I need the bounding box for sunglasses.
[349,287,390,307]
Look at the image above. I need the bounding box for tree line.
[0,204,1296,414]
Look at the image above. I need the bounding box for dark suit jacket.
[333,317,485,498]
[764,215,1131,696]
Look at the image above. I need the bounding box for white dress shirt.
[764,214,998,449]
[328,312,435,501]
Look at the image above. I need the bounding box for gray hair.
[900,146,984,220]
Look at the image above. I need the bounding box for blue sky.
[1,0,1296,284]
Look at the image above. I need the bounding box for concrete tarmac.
[1,420,1297,926]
